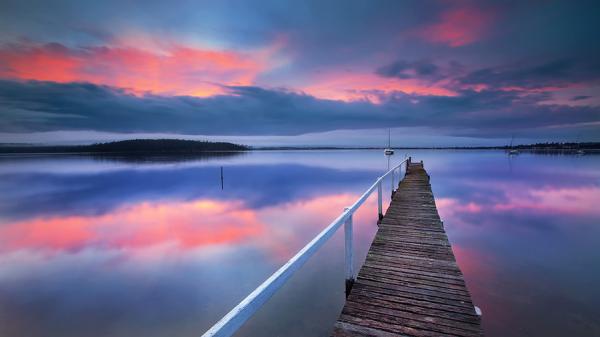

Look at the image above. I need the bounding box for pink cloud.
[302,71,457,103]
[417,7,494,47]
[0,42,274,97]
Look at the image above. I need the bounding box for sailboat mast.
[384,129,395,155]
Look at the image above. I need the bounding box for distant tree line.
[506,142,600,150]
[254,142,600,150]
[0,139,249,154]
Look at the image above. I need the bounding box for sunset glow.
[0,1,596,143]
[416,7,493,47]
[0,43,270,97]
[303,72,457,103]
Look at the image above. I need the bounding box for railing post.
[344,207,354,296]
[391,168,395,197]
[377,180,383,222]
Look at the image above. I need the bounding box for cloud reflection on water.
[1,151,599,337]
[0,199,265,253]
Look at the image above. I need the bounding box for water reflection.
[0,152,386,337]
[424,151,600,337]
[0,199,265,252]
[0,151,599,337]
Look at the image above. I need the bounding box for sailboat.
[384,129,394,155]
[576,135,585,155]
[508,135,519,155]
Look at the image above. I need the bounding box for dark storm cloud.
[376,60,440,80]
[1,80,598,137]
[374,57,600,92]
[375,59,465,84]
[571,96,591,101]
[458,58,600,90]
[0,80,378,135]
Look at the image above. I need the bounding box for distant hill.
[0,139,249,154]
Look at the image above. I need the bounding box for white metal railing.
[201,156,412,337]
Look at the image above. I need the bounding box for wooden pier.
[333,162,483,337]
[201,158,482,337]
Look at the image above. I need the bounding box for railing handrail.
[346,158,407,214]
[201,157,411,337]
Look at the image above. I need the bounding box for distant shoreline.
[253,147,600,151]
[253,143,600,152]
[1,140,598,154]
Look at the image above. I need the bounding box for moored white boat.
[384,129,394,156]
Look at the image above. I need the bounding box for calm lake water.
[0,150,599,337]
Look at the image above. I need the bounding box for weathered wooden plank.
[364,251,460,268]
[362,263,468,286]
[372,237,452,248]
[333,162,482,336]
[341,305,481,337]
[363,260,466,282]
[348,294,481,326]
[371,238,452,249]
[339,313,449,337]
[358,267,468,290]
[364,261,464,281]
[374,230,450,240]
[368,246,457,262]
[370,241,454,255]
[356,273,472,298]
[351,283,478,315]
[332,321,408,337]
[355,279,475,309]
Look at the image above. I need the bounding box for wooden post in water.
[220,166,224,190]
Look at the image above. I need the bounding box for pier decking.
[333,162,483,337]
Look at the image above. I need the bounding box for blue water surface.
[0,150,598,336]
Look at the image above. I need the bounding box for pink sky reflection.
[437,185,600,227]
[0,192,377,264]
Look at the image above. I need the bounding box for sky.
[0,0,599,146]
